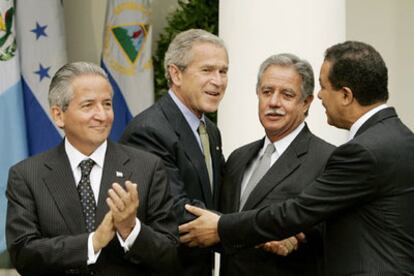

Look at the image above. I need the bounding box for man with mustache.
[120,29,228,276]
[183,53,334,275]
[179,41,414,275]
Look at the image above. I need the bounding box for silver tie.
[239,143,275,210]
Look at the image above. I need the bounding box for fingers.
[178,220,193,235]
[261,236,299,256]
[185,204,208,217]
[296,232,306,243]
[107,181,138,213]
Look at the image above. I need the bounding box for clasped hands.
[178,204,305,257]
[92,181,139,252]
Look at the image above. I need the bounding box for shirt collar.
[65,138,107,171]
[349,104,388,140]
[262,122,305,156]
[169,89,205,133]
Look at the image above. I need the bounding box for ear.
[302,95,314,114]
[341,87,354,106]
[168,64,183,86]
[50,106,65,129]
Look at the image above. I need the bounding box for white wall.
[218,0,347,157]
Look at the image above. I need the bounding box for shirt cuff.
[116,218,141,252]
[87,232,101,265]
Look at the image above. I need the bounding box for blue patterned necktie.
[78,159,96,233]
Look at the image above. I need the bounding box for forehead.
[71,74,112,97]
[319,61,332,81]
[188,42,228,64]
[260,65,301,86]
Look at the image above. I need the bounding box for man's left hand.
[178,204,220,247]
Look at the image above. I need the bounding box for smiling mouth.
[205,91,220,97]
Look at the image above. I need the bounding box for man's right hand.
[92,211,115,253]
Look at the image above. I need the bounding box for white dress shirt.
[241,123,305,195]
[348,104,388,140]
[65,139,141,264]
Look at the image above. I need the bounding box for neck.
[347,102,385,128]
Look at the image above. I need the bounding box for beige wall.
[347,0,414,130]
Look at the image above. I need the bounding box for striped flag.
[16,0,67,156]
[0,0,28,257]
[102,0,154,140]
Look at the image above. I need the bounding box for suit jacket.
[6,141,178,276]
[219,108,414,275]
[120,94,225,276]
[220,125,334,276]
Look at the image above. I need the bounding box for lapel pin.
[216,146,220,150]
[116,171,124,178]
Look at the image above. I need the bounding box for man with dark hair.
[179,41,414,275]
[6,62,178,275]
[120,29,228,276]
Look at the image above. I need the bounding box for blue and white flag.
[16,0,67,155]
[0,0,28,254]
[102,0,154,140]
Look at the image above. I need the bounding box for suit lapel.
[96,141,132,224]
[43,143,86,234]
[159,94,214,207]
[355,107,397,137]
[242,126,312,210]
[232,140,264,211]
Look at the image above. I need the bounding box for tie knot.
[79,159,95,177]
[198,121,207,135]
[264,143,276,156]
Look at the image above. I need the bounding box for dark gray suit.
[219,108,414,275]
[120,93,225,276]
[6,141,178,276]
[220,125,334,276]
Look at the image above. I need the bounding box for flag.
[16,0,67,156]
[0,0,28,257]
[102,0,154,140]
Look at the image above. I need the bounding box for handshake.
[178,205,305,256]
[93,181,139,253]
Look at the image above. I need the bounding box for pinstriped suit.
[6,141,178,276]
[120,94,225,276]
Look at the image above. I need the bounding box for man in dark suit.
[218,54,334,275]
[120,29,228,276]
[6,62,178,275]
[179,41,414,275]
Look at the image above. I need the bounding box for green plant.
[153,0,219,122]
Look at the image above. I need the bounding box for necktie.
[239,143,276,210]
[78,159,96,232]
[198,121,213,190]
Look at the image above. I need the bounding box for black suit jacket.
[220,125,334,276]
[6,141,178,276]
[219,108,414,275]
[120,93,225,276]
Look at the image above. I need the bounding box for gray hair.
[48,61,110,111]
[256,53,314,100]
[164,29,227,87]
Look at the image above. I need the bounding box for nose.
[317,89,322,100]
[93,104,108,120]
[269,92,281,107]
[210,70,226,87]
